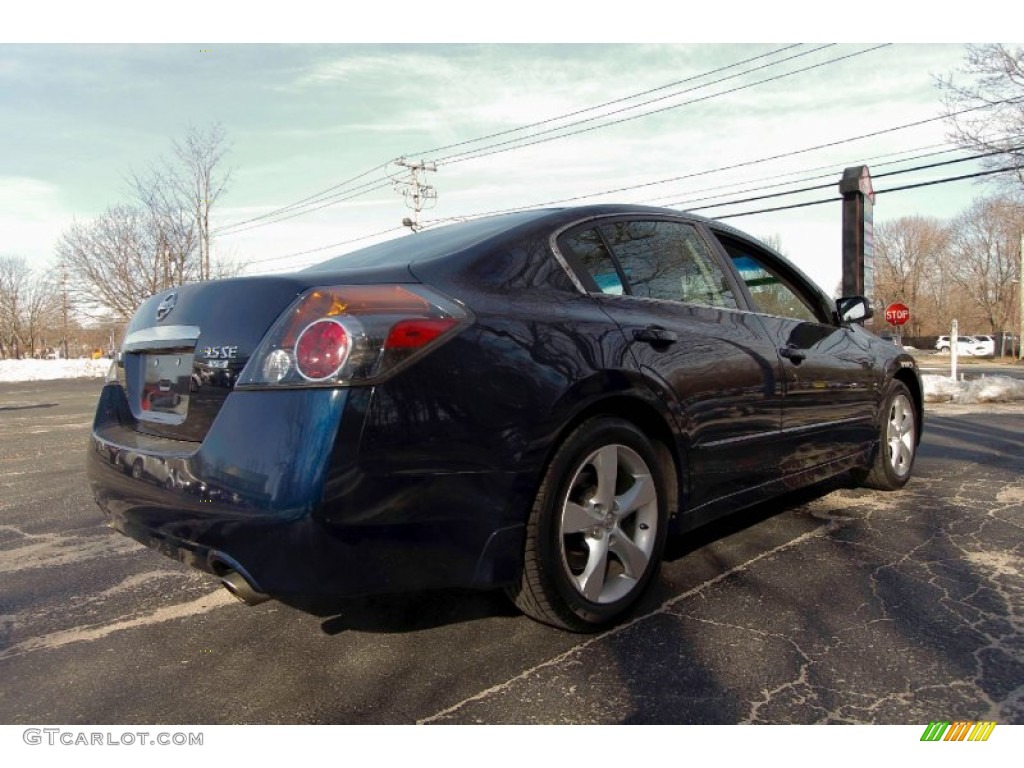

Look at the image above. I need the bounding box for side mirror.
[836,296,873,324]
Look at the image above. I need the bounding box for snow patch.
[0,358,111,382]
[922,374,1024,404]
[996,486,1024,505]
[964,550,1024,578]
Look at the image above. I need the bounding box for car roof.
[300,204,833,304]
[304,205,718,274]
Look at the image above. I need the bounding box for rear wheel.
[508,417,669,632]
[855,381,917,490]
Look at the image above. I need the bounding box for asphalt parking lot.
[1,378,1022,724]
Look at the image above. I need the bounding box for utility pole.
[951,318,959,382]
[1019,231,1023,360]
[60,262,69,360]
[392,158,437,231]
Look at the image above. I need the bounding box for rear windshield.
[304,211,547,273]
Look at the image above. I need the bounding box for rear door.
[558,216,785,508]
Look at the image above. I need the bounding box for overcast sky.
[1,8,1010,294]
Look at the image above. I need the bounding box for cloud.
[0,177,73,269]
[0,177,62,214]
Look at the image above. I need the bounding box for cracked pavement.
[428,409,1024,724]
[1,379,1022,724]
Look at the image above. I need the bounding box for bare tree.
[0,255,33,358]
[22,270,61,357]
[56,123,233,319]
[873,216,951,337]
[760,233,788,256]
[947,195,1023,334]
[0,256,62,358]
[170,123,232,281]
[56,205,189,320]
[938,44,1024,187]
[128,166,199,287]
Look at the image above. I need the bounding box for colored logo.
[920,721,996,741]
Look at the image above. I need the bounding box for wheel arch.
[537,390,683,525]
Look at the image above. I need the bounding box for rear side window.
[565,220,738,308]
[562,228,624,295]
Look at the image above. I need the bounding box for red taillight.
[295,319,351,381]
[385,319,459,349]
[238,284,471,388]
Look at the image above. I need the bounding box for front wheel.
[854,381,917,490]
[507,417,669,632]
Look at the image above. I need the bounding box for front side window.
[718,237,823,323]
[597,220,738,309]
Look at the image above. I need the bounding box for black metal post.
[840,165,875,300]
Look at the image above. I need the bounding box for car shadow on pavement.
[282,477,850,638]
[596,451,1023,724]
[662,477,849,563]
[278,589,521,635]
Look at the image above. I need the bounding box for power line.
[246,160,1024,275]
[713,164,1024,220]
[213,53,1023,244]
[212,162,394,235]
[422,101,1024,228]
[713,197,839,219]
[242,225,406,269]
[211,52,1023,240]
[213,179,394,237]
[875,165,1024,196]
[409,44,809,159]
[680,146,1023,213]
[635,128,1024,207]
[641,141,962,207]
[437,45,890,166]
[212,45,812,238]
[213,47,1024,240]
[423,110,974,221]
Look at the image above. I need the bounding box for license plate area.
[138,353,194,424]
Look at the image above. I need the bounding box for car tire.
[507,417,669,632]
[854,381,917,491]
[131,459,144,480]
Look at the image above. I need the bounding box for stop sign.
[885,302,910,326]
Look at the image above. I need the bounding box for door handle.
[779,345,806,363]
[633,326,678,345]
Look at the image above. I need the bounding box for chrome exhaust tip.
[221,570,270,606]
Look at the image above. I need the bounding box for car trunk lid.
[119,276,313,441]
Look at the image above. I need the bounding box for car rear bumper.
[88,382,526,598]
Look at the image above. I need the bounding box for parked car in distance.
[88,204,923,632]
[972,334,995,357]
[935,335,985,356]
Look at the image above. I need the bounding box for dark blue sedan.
[88,205,921,631]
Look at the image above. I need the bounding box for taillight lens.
[295,319,352,381]
[237,284,470,388]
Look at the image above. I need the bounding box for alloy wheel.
[559,444,659,604]
[887,393,915,478]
